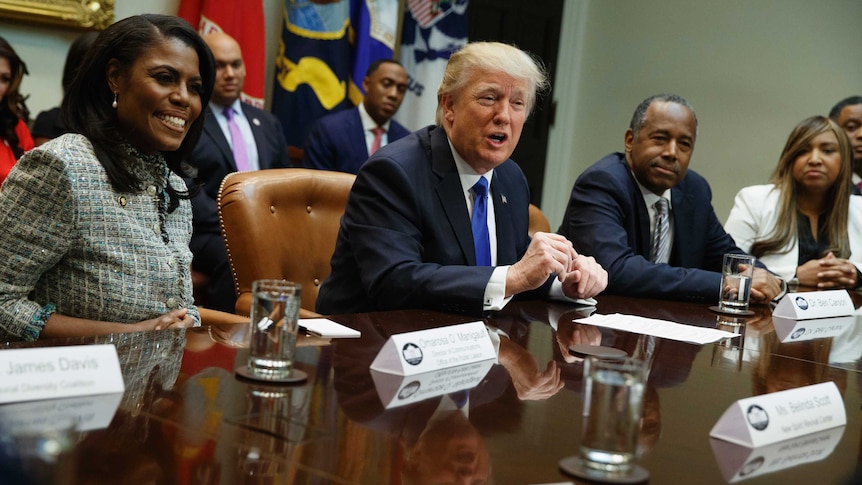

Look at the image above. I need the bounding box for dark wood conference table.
[2,295,862,484]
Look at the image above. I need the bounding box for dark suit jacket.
[559,152,747,302]
[189,103,290,235]
[301,106,411,174]
[316,125,552,316]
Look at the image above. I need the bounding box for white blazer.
[724,184,862,280]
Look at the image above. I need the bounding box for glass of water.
[239,279,306,383]
[580,356,646,472]
[560,356,649,482]
[718,254,756,313]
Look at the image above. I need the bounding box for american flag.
[407,0,444,28]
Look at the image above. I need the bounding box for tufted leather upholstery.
[217,168,356,316]
[528,203,551,237]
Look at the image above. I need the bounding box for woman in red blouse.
[0,36,33,184]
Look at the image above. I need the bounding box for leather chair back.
[528,203,551,236]
[217,168,355,315]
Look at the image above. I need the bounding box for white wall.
[544,0,862,229]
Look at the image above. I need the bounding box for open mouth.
[488,133,507,145]
[157,114,187,130]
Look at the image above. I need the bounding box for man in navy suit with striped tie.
[317,42,607,316]
[559,93,782,303]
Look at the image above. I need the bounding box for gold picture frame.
[0,0,114,31]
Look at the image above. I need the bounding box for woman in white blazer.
[725,116,862,288]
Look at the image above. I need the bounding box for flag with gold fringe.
[272,0,400,149]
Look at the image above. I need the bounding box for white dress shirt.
[634,176,674,260]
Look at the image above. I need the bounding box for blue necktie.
[471,178,491,266]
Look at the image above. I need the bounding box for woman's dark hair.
[61,31,99,94]
[62,14,215,211]
[0,35,30,159]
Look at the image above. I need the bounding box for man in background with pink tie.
[302,59,411,174]
[187,32,290,313]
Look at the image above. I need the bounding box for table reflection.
[1,296,860,484]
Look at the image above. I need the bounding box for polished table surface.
[2,295,862,484]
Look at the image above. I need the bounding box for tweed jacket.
[0,134,199,341]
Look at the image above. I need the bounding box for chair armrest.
[199,308,250,326]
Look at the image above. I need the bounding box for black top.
[797,211,862,286]
[796,211,828,264]
[31,107,65,140]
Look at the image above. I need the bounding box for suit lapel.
[203,107,234,169]
[624,167,652,257]
[670,183,693,265]
[491,171,517,264]
[241,104,269,168]
[430,128,475,265]
[348,109,368,165]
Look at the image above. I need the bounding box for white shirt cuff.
[484,266,513,311]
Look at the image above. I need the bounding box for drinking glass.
[718,254,756,313]
[241,279,305,382]
[560,356,649,482]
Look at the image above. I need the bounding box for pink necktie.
[370,126,384,154]
[225,108,249,172]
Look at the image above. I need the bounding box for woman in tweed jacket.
[0,14,216,341]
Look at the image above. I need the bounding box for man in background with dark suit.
[188,32,290,312]
[302,59,410,174]
[317,42,607,316]
[559,93,782,303]
[829,96,862,190]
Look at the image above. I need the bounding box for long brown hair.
[750,116,853,258]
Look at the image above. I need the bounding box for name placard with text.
[772,290,854,320]
[710,382,845,448]
[0,344,125,404]
[0,393,123,433]
[772,315,856,343]
[710,426,845,483]
[371,359,495,409]
[370,321,497,376]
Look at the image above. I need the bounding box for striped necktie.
[651,197,670,264]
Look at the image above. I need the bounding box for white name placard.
[0,344,125,404]
[710,382,845,448]
[772,315,856,343]
[0,393,123,434]
[370,359,495,409]
[710,426,844,483]
[772,290,854,320]
[370,321,497,376]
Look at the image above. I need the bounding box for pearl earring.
[111,92,118,109]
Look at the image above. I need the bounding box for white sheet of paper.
[574,313,739,344]
[299,318,361,338]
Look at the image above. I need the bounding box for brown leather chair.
[217,168,356,317]
[528,203,551,237]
